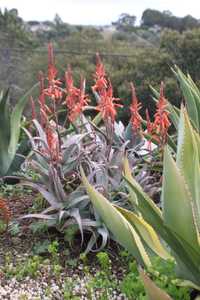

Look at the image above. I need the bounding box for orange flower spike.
[96,53,106,77]
[80,77,89,106]
[65,65,74,92]
[92,53,107,93]
[130,83,142,131]
[47,43,57,82]
[96,80,122,124]
[154,82,171,144]
[65,67,89,122]
[69,78,89,122]
[44,43,62,101]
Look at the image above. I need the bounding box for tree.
[141,9,199,32]
[160,28,200,80]
[113,13,136,32]
[141,9,163,27]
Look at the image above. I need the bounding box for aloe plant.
[0,85,37,176]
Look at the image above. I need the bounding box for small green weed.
[96,252,111,274]
[48,240,63,277]
[2,255,42,280]
[120,258,191,300]
[32,239,51,255]
[64,225,78,248]
[62,279,80,300]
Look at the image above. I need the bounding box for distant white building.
[27,21,52,32]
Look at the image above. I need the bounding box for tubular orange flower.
[44,43,62,101]
[65,66,79,110]
[65,67,89,122]
[129,83,142,132]
[153,82,171,145]
[96,80,122,124]
[92,54,122,124]
[145,82,171,149]
[92,53,107,93]
[47,43,57,82]
[65,65,74,91]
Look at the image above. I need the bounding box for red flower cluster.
[65,66,89,122]
[146,82,171,148]
[129,82,142,132]
[93,54,122,124]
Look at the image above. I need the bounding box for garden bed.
[0,188,128,300]
[0,186,196,300]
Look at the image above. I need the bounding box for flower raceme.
[93,54,122,124]
[129,82,142,132]
[44,43,62,101]
[96,80,122,124]
[65,66,89,122]
[146,82,171,148]
[154,82,171,144]
[92,53,107,93]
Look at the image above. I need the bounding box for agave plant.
[82,106,200,288]
[0,85,37,177]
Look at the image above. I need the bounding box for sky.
[0,0,200,25]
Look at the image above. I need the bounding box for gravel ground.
[0,191,130,300]
[0,278,127,300]
[0,258,128,300]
